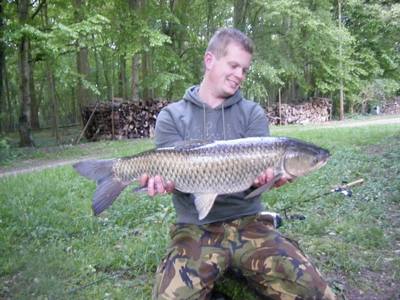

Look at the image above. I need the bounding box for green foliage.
[2,1,400,130]
[345,1,400,80]
[243,59,284,103]
[0,138,15,163]
[360,79,400,103]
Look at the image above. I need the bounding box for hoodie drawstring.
[222,104,226,140]
[202,101,226,141]
[203,103,207,140]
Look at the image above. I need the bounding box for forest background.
[1,0,399,147]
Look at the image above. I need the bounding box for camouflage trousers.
[152,214,336,300]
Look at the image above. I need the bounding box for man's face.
[205,42,252,98]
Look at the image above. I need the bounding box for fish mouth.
[319,149,330,164]
[283,147,330,178]
[314,149,330,170]
[316,157,329,169]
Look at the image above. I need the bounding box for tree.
[74,0,91,120]
[0,0,5,133]
[129,0,140,101]
[18,0,35,146]
[2,0,399,140]
[43,1,60,143]
[233,0,249,32]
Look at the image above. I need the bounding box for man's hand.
[139,174,175,196]
[253,168,291,189]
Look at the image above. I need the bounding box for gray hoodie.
[155,85,270,224]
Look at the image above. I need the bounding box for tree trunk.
[338,0,345,120]
[29,47,40,129]
[76,46,90,108]
[339,87,344,119]
[92,34,101,101]
[18,0,35,147]
[71,87,79,123]
[142,50,153,100]
[131,54,140,101]
[100,48,112,101]
[4,61,13,131]
[206,0,216,40]
[233,0,249,32]
[75,0,91,122]
[46,62,60,143]
[128,0,141,101]
[0,0,4,133]
[43,2,59,143]
[118,54,128,100]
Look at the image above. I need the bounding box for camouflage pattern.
[152,214,336,300]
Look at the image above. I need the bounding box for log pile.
[380,99,400,115]
[265,97,332,125]
[81,97,332,140]
[81,100,169,141]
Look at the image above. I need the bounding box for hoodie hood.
[182,85,244,140]
[183,85,243,110]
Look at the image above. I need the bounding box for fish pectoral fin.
[194,193,219,220]
[245,173,283,199]
[132,186,147,193]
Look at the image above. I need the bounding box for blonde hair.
[206,28,254,58]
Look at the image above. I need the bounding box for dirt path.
[320,115,400,128]
[0,156,101,178]
[1,115,399,178]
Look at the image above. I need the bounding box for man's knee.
[152,250,227,300]
[239,232,336,299]
[152,261,220,299]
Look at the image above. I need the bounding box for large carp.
[73,137,330,220]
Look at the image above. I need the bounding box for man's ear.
[204,51,215,71]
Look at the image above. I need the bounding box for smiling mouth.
[228,80,239,89]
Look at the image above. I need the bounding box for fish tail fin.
[92,178,128,215]
[73,159,128,215]
[73,159,114,182]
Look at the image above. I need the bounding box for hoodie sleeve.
[245,103,270,137]
[154,108,183,148]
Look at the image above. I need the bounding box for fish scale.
[73,137,330,220]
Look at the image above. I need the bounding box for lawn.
[1,119,399,299]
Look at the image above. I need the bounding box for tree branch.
[31,0,47,20]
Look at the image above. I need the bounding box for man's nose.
[234,68,245,80]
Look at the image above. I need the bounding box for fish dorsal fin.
[245,173,283,199]
[174,140,214,151]
[193,193,219,220]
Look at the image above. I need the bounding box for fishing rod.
[280,178,365,222]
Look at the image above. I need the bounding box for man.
[141,28,336,300]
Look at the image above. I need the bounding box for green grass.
[1,120,400,299]
[0,136,154,170]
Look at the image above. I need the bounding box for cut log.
[81,99,169,141]
[265,97,332,125]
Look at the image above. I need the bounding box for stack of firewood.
[81,100,169,141]
[265,97,332,125]
[82,97,332,140]
[380,99,400,115]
